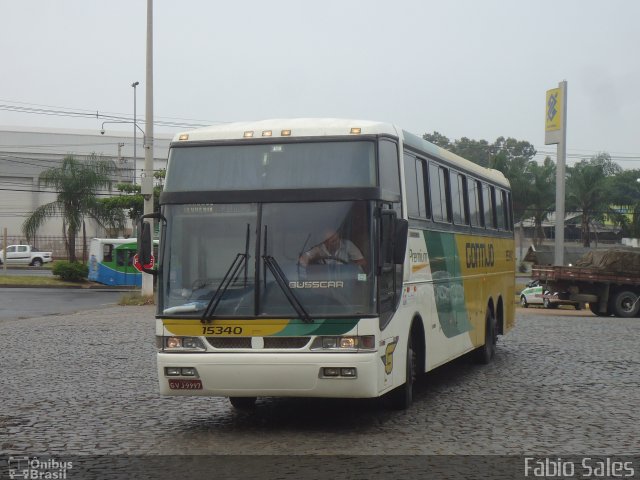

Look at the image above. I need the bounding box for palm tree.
[22,155,122,262]
[566,154,620,247]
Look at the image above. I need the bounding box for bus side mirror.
[138,221,153,266]
[380,211,408,265]
[393,218,408,265]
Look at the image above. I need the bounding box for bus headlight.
[310,335,375,352]
[162,336,206,352]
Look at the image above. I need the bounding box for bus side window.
[481,183,495,229]
[103,244,114,262]
[495,187,506,230]
[467,178,482,227]
[429,162,451,223]
[379,139,401,200]
[403,153,426,219]
[451,171,468,225]
[506,191,514,231]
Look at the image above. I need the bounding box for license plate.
[168,379,203,390]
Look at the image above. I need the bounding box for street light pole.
[131,81,139,185]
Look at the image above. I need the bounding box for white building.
[0,126,172,256]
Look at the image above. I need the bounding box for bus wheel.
[475,310,497,365]
[611,291,640,317]
[384,333,417,410]
[228,397,257,410]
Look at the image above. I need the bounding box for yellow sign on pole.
[545,87,562,132]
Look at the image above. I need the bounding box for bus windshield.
[161,201,375,318]
[164,141,376,192]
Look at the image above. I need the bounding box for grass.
[118,293,155,306]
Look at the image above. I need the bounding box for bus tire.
[228,396,257,410]
[384,333,417,410]
[475,309,497,365]
[611,290,640,318]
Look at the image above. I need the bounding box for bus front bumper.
[157,351,381,398]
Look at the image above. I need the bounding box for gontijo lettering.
[465,242,495,268]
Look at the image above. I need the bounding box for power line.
[0,99,222,129]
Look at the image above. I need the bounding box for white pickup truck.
[0,245,53,267]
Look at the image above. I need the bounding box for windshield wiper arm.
[201,253,247,323]
[262,255,313,324]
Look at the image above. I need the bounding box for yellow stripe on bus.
[162,318,290,337]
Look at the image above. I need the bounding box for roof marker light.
[281,129,292,136]
[262,130,273,137]
[178,134,189,141]
[243,131,254,138]
[350,127,362,135]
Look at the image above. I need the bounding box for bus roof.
[173,118,399,142]
[401,130,510,188]
[173,118,509,188]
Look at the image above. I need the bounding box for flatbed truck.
[532,265,640,317]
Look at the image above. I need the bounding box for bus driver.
[299,229,366,269]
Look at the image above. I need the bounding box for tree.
[566,153,621,247]
[526,157,556,247]
[99,169,165,236]
[22,155,120,262]
[604,169,640,238]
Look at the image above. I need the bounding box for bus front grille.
[205,337,311,349]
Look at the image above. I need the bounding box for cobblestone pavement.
[1,306,638,456]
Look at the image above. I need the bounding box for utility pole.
[141,0,154,297]
[545,81,568,266]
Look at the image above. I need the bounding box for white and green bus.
[138,118,515,410]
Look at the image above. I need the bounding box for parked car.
[0,245,53,267]
[520,279,582,310]
[520,280,545,307]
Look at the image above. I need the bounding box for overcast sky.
[2,0,639,167]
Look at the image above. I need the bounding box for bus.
[138,118,515,410]
[88,238,156,286]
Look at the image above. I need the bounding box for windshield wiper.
[262,255,313,324]
[201,253,247,323]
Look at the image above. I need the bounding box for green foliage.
[99,168,166,229]
[567,153,622,246]
[526,157,556,246]
[52,261,89,282]
[22,154,119,262]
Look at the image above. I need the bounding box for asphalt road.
[0,288,126,320]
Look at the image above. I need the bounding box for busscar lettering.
[289,281,345,289]
[465,242,495,268]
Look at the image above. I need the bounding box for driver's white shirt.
[308,240,364,264]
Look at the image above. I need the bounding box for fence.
[1,235,111,262]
